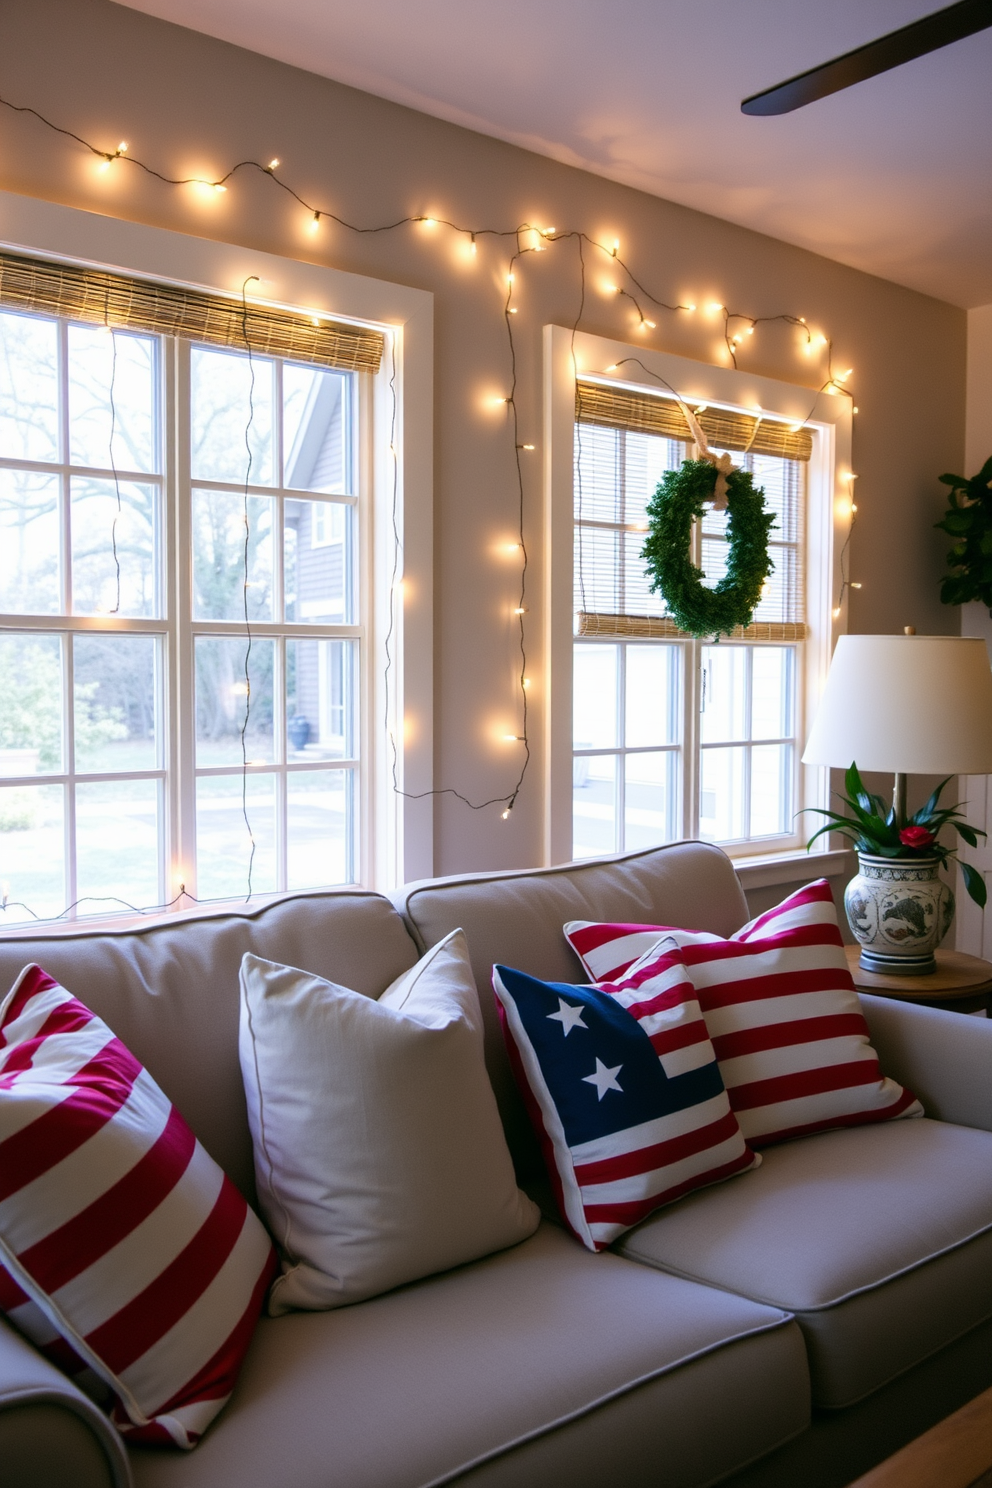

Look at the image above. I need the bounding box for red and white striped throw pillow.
[565,880,922,1147]
[0,965,275,1449]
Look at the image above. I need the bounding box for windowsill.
[731,845,853,890]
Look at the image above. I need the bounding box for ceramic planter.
[844,853,954,976]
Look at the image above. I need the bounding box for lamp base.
[857,947,936,978]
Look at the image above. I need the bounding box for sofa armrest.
[0,1317,131,1488]
[860,992,992,1134]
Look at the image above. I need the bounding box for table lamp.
[802,631,992,973]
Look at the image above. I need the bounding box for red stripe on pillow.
[18,1107,197,1295]
[574,1109,744,1185]
[0,1266,29,1310]
[87,1175,248,1373]
[710,1013,869,1061]
[730,1059,886,1112]
[149,1251,276,1417]
[0,1004,97,1077]
[0,965,59,1045]
[0,1040,143,1201]
[582,1148,758,1228]
[744,1085,922,1147]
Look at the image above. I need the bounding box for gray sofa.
[2,841,991,1488]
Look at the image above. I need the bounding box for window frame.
[0,190,434,924]
[543,323,852,869]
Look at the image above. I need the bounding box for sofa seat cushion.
[616,1118,992,1409]
[128,1221,808,1488]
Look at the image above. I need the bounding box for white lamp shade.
[802,634,992,776]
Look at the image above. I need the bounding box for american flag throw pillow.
[0,965,275,1449]
[564,879,922,1148]
[492,940,758,1251]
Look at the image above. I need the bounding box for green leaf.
[961,860,988,909]
[949,820,984,847]
[844,762,867,803]
[915,778,951,821]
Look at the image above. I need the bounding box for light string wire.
[0,95,863,922]
[238,275,260,897]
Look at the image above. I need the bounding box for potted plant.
[803,763,987,975]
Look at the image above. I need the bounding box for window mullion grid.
[616,641,626,854]
[742,645,754,842]
[684,639,701,840]
[173,338,197,900]
[273,360,287,892]
[54,321,77,916]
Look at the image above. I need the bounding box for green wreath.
[641,459,776,639]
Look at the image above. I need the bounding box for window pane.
[0,633,64,774]
[284,500,352,623]
[283,366,351,493]
[0,470,60,614]
[70,478,159,617]
[191,347,273,485]
[68,326,157,474]
[287,768,353,889]
[196,772,276,899]
[752,647,792,740]
[574,423,622,523]
[573,643,617,749]
[626,644,679,747]
[700,746,746,842]
[573,753,616,859]
[625,751,678,851]
[76,779,161,909]
[195,637,275,767]
[0,311,59,462]
[287,638,355,759]
[0,783,64,923]
[192,490,273,621]
[701,645,747,743]
[73,635,159,773]
[751,743,792,838]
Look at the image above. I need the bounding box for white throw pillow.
[239,930,540,1313]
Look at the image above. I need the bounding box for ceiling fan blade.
[742,0,992,116]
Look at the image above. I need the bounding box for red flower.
[899,825,935,851]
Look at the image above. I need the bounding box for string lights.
[0,90,862,883]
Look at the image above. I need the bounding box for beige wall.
[961,305,992,655]
[0,0,967,877]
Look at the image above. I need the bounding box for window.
[0,248,396,924]
[546,329,847,867]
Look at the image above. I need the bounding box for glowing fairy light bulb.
[268,158,280,170]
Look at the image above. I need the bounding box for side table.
[844,945,992,1015]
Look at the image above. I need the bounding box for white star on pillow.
[583,1059,623,1101]
[547,997,588,1036]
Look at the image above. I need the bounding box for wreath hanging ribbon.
[641,409,777,639]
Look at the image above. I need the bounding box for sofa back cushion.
[0,892,419,1205]
[393,842,749,1175]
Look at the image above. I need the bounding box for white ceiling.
[117,0,992,307]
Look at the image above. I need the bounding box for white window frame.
[0,189,434,913]
[543,323,853,874]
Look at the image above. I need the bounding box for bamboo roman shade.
[0,251,385,373]
[576,381,813,462]
[573,387,808,643]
